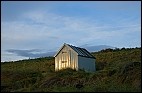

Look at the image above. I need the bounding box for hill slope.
[1,47,141,92]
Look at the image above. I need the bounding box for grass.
[1,47,141,92]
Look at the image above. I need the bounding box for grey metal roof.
[67,44,96,59]
[54,43,96,59]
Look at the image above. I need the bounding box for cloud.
[1,8,141,61]
[2,10,141,49]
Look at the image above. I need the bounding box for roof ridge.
[54,43,95,59]
[67,44,87,50]
[67,44,95,59]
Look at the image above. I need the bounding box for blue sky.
[1,1,141,62]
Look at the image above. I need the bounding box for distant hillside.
[4,45,115,60]
[1,47,141,92]
[39,45,115,56]
[84,45,115,52]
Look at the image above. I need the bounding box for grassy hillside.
[1,47,141,92]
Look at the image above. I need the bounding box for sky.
[1,1,141,62]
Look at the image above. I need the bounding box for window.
[62,51,67,54]
[62,61,67,63]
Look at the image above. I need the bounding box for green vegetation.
[1,47,141,92]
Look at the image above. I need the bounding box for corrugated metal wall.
[78,56,96,72]
[55,45,78,71]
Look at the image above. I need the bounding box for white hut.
[54,43,96,72]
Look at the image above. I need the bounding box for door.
[61,50,67,69]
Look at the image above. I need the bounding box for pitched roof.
[67,44,95,59]
[54,43,96,59]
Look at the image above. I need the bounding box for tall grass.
[1,48,141,92]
